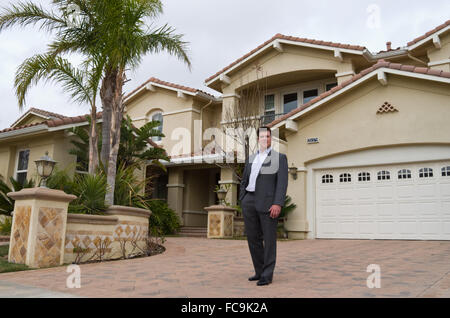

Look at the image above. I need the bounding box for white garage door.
[315,160,450,240]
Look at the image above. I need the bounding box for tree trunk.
[104,69,124,205]
[100,71,116,169]
[88,105,99,174]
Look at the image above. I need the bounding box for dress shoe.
[248,275,261,281]
[257,278,272,286]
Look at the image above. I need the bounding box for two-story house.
[1,19,449,240]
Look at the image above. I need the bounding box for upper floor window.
[322,174,333,184]
[263,94,275,124]
[377,171,390,180]
[303,89,318,104]
[358,172,370,182]
[340,173,351,183]
[442,166,450,177]
[15,149,30,185]
[398,169,412,179]
[419,168,433,178]
[283,93,298,114]
[148,111,163,142]
[326,83,338,91]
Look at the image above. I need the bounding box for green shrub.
[0,177,35,216]
[0,216,12,235]
[69,173,108,215]
[147,200,181,236]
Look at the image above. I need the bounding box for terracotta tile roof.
[28,107,67,120]
[267,60,450,128]
[205,34,367,84]
[407,19,450,46]
[124,76,216,101]
[1,110,164,150]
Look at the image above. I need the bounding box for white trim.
[47,120,99,132]
[428,59,450,67]
[145,83,156,92]
[167,184,185,188]
[285,119,298,132]
[220,74,231,85]
[177,90,187,99]
[407,24,450,51]
[272,67,450,130]
[163,108,200,116]
[305,144,450,239]
[219,180,240,185]
[334,49,343,62]
[273,40,284,53]
[377,70,388,86]
[205,38,364,86]
[125,81,218,103]
[11,111,50,128]
[14,148,30,183]
[433,34,442,49]
[222,94,241,99]
[335,71,355,78]
[0,124,47,139]
[161,153,226,166]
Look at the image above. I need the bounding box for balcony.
[260,113,287,125]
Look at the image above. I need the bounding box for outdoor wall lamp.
[35,151,57,188]
[289,165,298,180]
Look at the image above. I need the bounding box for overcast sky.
[0,0,448,129]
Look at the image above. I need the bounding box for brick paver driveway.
[1,237,449,298]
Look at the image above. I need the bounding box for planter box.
[65,206,151,263]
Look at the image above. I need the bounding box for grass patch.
[0,245,31,273]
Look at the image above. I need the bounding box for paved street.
[0,237,449,298]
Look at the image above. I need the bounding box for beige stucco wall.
[0,131,77,185]
[283,74,450,237]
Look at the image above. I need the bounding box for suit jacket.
[239,148,289,212]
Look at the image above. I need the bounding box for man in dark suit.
[239,126,289,286]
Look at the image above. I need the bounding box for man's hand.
[269,204,281,219]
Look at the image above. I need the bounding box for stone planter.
[105,205,151,259]
[205,205,236,239]
[64,214,118,264]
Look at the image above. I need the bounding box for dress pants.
[241,191,279,281]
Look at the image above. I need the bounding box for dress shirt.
[246,146,272,192]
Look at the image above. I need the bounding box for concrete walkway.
[0,237,449,298]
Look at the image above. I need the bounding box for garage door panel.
[316,160,450,240]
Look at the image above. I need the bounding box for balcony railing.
[259,113,288,125]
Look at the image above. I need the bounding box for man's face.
[258,129,271,150]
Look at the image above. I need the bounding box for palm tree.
[0,0,191,204]
[13,53,104,174]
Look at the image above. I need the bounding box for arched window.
[377,171,390,180]
[358,172,370,182]
[339,173,351,183]
[398,169,412,180]
[442,166,450,177]
[322,174,333,184]
[419,168,433,178]
[147,110,163,142]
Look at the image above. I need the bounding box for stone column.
[167,167,185,225]
[205,205,236,239]
[7,188,76,268]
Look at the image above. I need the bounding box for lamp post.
[34,151,57,188]
[216,188,227,205]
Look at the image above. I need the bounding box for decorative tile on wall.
[9,206,31,264]
[34,207,64,267]
[224,214,233,237]
[208,214,221,237]
[113,221,148,242]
